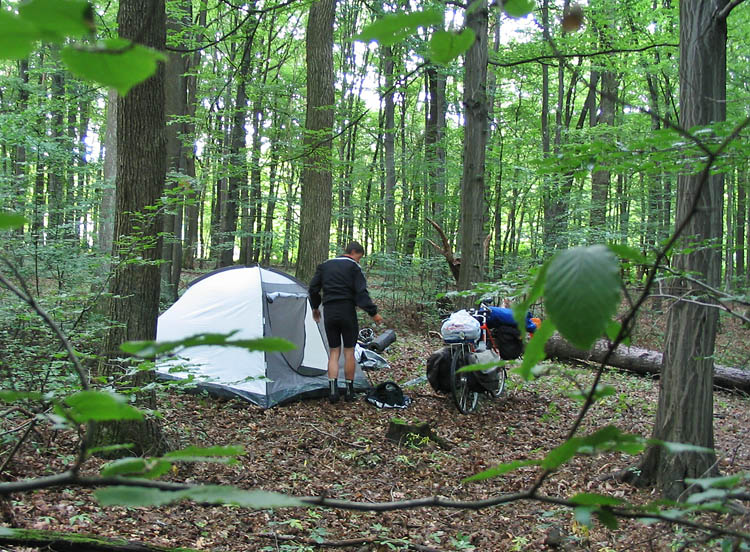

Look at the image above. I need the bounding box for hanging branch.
[425,216,461,283]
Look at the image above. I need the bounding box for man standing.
[309,242,383,403]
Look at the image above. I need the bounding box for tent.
[156,265,372,408]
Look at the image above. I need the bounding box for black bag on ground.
[426,347,453,393]
[367,329,396,352]
[491,324,524,360]
[366,381,412,408]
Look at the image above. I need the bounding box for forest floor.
[4,303,750,552]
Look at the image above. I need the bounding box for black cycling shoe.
[329,380,340,404]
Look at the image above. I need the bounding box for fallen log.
[543,334,750,394]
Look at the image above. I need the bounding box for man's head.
[344,241,365,261]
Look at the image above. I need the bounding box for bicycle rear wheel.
[450,347,479,414]
[489,367,507,398]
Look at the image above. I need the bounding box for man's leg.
[328,346,341,379]
[328,346,341,403]
[343,347,356,401]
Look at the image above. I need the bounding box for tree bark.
[635,0,729,499]
[295,0,335,283]
[457,0,489,294]
[96,0,169,457]
[544,334,750,393]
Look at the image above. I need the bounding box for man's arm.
[308,264,323,310]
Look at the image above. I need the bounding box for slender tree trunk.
[100,89,118,256]
[383,45,397,253]
[736,165,746,279]
[589,70,617,240]
[220,36,254,268]
[296,0,335,283]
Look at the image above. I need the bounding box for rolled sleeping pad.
[367,329,396,352]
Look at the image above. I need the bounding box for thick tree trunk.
[544,334,750,393]
[96,0,168,457]
[295,0,335,283]
[457,0,489,293]
[635,0,729,499]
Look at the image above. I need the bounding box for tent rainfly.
[156,265,372,408]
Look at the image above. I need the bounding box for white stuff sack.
[440,309,481,343]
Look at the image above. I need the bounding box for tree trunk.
[100,89,117,257]
[457,0,489,293]
[544,334,750,393]
[160,6,190,302]
[383,45,397,253]
[295,0,335,283]
[220,35,254,268]
[589,70,617,240]
[635,0,729,499]
[96,0,169,458]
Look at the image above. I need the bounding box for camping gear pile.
[156,266,380,408]
[427,305,536,394]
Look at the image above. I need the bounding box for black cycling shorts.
[322,301,358,349]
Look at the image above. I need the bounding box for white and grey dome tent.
[156,265,372,408]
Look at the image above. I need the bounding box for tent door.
[265,292,307,370]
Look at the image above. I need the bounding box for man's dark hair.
[345,241,365,255]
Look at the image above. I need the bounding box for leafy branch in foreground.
[0,0,165,94]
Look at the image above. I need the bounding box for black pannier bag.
[491,324,524,360]
[426,347,453,393]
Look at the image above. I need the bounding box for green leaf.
[0,12,40,60]
[0,390,42,402]
[607,243,649,265]
[685,488,728,505]
[545,246,621,349]
[570,493,624,507]
[0,527,15,536]
[595,508,619,529]
[685,474,745,490]
[605,320,629,344]
[574,505,594,527]
[355,10,442,46]
[121,332,295,358]
[95,486,180,507]
[18,0,92,40]
[164,445,244,461]
[64,391,144,423]
[568,384,616,403]
[514,318,555,381]
[100,458,172,480]
[184,486,304,508]
[61,38,166,96]
[428,29,475,65]
[95,485,304,508]
[503,0,535,18]
[100,458,149,477]
[542,437,583,470]
[464,459,540,482]
[650,440,715,455]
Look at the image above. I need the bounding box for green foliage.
[94,486,304,508]
[61,38,167,95]
[0,212,27,230]
[120,332,296,358]
[0,0,163,93]
[355,10,443,46]
[62,391,144,424]
[502,0,536,18]
[428,29,476,65]
[545,246,622,349]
